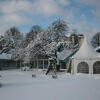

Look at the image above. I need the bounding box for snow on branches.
[0,19,74,63]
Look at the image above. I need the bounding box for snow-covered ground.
[0,69,100,100]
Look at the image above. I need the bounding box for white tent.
[71,38,100,74]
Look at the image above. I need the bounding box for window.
[93,61,100,74]
[77,62,89,74]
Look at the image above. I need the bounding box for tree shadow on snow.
[1,82,36,88]
[0,83,2,88]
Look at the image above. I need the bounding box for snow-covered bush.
[52,74,57,79]
[32,74,36,78]
[21,66,30,71]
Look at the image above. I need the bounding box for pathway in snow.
[0,70,100,100]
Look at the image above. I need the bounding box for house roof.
[0,53,11,60]
[95,46,100,51]
[57,50,73,60]
[73,38,99,59]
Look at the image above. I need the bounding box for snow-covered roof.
[0,53,11,60]
[73,38,99,59]
[57,50,73,60]
[95,46,100,51]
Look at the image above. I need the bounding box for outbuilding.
[71,38,100,74]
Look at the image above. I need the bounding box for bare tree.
[13,25,43,61]
[51,19,69,42]
[0,26,23,54]
[24,25,43,47]
[21,19,70,71]
[11,20,71,70]
[0,27,23,62]
[5,27,23,49]
[0,35,13,54]
[91,32,100,48]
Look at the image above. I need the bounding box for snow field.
[0,70,100,100]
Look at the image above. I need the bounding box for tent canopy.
[73,38,99,59]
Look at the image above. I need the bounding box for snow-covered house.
[71,38,100,74]
[95,46,100,53]
[0,53,19,70]
[57,37,79,70]
[29,54,49,69]
[24,36,72,69]
[57,49,75,69]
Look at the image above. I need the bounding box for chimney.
[78,35,84,47]
[71,35,76,46]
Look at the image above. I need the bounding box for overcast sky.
[0,0,100,39]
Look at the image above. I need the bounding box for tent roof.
[73,38,99,59]
[0,53,11,60]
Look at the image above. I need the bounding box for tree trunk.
[56,65,60,71]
